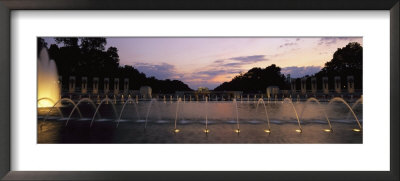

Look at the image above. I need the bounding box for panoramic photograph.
[37,37,363,143]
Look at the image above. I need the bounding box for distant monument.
[266,86,279,98]
[322,77,329,94]
[347,76,355,93]
[334,76,341,93]
[140,86,152,99]
[104,78,109,94]
[197,87,210,93]
[69,76,75,93]
[81,77,87,94]
[92,77,99,94]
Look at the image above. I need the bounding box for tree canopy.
[214,42,363,92]
[38,37,192,93]
[314,42,362,90]
[213,64,288,93]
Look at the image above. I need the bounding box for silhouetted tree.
[55,38,79,47]
[45,37,192,93]
[80,37,107,51]
[214,64,287,93]
[314,42,362,90]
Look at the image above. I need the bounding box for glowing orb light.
[352,128,361,132]
[203,129,210,133]
[264,129,271,133]
[295,129,302,133]
[235,129,240,133]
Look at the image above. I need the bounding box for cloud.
[212,55,268,68]
[133,62,182,80]
[196,69,241,77]
[318,37,359,46]
[281,66,322,78]
[279,42,297,48]
[213,59,224,64]
[229,55,267,63]
[173,54,269,89]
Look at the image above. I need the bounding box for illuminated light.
[38,99,55,108]
[295,129,302,133]
[235,129,240,133]
[352,128,361,132]
[203,129,210,133]
[174,129,180,133]
[264,129,271,133]
[323,129,332,132]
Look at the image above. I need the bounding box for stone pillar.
[81,77,87,94]
[311,77,317,94]
[69,76,75,93]
[301,78,307,94]
[104,78,109,94]
[334,76,341,93]
[92,77,99,94]
[322,77,329,94]
[124,78,129,94]
[291,78,296,93]
[347,76,355,93]
[114,78,119,95]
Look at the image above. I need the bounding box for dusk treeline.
[214,64,288,93]
[214,42,363,93]
[38,38,192,93]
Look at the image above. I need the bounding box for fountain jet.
[283,98,302,133]
[329,97,362,131]
[37,48,60,108]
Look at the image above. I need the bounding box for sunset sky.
[44,37,362,89]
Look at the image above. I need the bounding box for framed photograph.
[1,0,399,180]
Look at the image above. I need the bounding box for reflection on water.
[38,100,362,143]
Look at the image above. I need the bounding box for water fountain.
[329,97,362,132]
[173,98,182,133]
[38,94,363,143]
[90,97,118,127]
[299,97,332,132]
[204,96,210,134]
[37,49,60,108]
[283,98,302,133]
[233,99,240,134]
[256,98,271,133]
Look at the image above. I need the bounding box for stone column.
[347,76,355,93]
[301,78,307,94]
[124,78,129,94]
[92,77,99,94]
[81,77,87,94]
[104,78,109,94]
[311,77,317,94]
[69,76,75,93]
[334,76,341,93]
[114,78,119,95]
[322,77,329,94]
[291,78,296,93]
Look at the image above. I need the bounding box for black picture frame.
[0,0,399,180]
